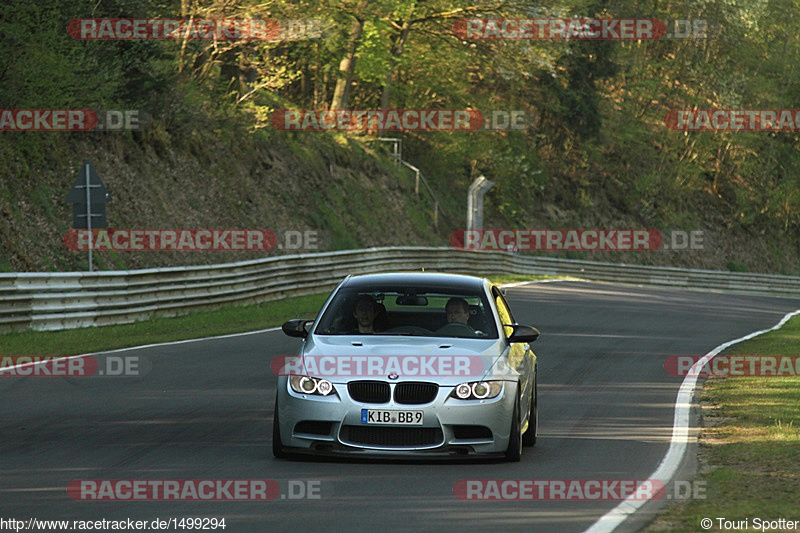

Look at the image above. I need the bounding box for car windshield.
[313,285,498,338]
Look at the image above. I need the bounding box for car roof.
[342,272,489,291]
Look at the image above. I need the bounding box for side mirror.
[507,324,540,343]
[282,319,313,338]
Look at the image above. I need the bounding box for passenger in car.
[353,295,382,333]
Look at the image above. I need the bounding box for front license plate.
[361,409,423,425]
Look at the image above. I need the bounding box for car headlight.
[290,376,335,396]
[451,381,503,400]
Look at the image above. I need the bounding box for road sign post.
[66,162,110,271]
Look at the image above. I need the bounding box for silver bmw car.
[272,272,539,461]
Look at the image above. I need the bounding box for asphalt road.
[1,281,797,533]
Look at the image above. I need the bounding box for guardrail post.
[467,175,494,232]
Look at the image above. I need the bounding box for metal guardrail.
[2,247,800,332]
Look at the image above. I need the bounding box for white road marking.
[0,327,281,374]
[499,278,573,289]
[581,308,800,533]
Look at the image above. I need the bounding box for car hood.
[299,335,508,385]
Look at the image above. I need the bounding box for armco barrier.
[2,247,800,331]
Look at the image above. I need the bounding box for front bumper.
[275,378,518,457]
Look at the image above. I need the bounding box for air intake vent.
[341,426,443,447]
[394,382,438,404]
[347,381,390,404]
[452,425,493,439]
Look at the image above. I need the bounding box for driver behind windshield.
[444,297,486,336]
[446,297,471,325]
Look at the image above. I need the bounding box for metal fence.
[3,247,800,331]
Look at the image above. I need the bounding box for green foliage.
[3,0,800,272]
[0,0,173,108]
[726,261,749,272]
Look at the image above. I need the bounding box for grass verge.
[0,293,329,356]
[644,314,800,532]
[0,274,562,356]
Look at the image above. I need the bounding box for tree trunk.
[331,3,368,110]
[178,0,193,74]
[380,22,411,110]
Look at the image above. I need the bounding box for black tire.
[504,392,522,462]
[522,374,538,447]
[272,396,287,459]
